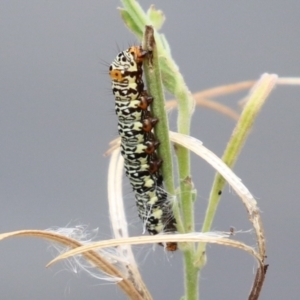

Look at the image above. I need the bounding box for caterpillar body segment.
[109,46,177,251]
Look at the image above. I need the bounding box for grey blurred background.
[1,1,300,299]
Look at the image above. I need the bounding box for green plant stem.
[184,252,199,300]
[195,74,277,267]
[142,26,184,233]
[121,0,149,32]
[176,88,195,234]
[119,2,198,299]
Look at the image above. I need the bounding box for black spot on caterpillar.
[109,46,177,251]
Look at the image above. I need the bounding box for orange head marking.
[128,46,146,64]
[109,69,124,82]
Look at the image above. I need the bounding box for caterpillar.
[109,46,177,251]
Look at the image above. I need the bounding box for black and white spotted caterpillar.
[109,46,177,251]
